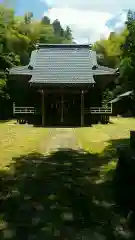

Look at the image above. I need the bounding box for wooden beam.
[81,90,84,126]
[41,89,45,126]
[41,89,88,94]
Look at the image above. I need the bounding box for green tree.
[120,10,135,88]
[52,19,62,36]
[93,24,128,103]
[0,3,73,104]
[64,26,72,41]
[41,16,50,25]
[24,12,33,25]
[93,29,127,68]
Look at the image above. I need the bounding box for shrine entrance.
[45,93,81,126]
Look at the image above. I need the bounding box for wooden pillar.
[81,90,84,126]
[41,89,45,126]
[61,94,64,123]
[130,131,135,149]
[13,102,15,115]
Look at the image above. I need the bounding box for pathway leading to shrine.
[42,127,82,154]
[1,121,134,239]
[40,127,108,240]
[39,127,130,239]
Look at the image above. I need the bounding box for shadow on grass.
[0,141,133,239]
[103,138,130,161]
[103,138,135,226]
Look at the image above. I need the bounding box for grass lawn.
[76,117,135,154]
[0,118,134,238]
[0,120,48,169]
[75,117,135,178]
[74,117,135,237]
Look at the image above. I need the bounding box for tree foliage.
[0,4,73,103]
[94,10,135,105]
[93,30,127,68]
[120,10,135,93]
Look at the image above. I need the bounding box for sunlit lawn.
[74,117,135,237]
[0,120,48,169]
[76,117,135,154]
[0,118,134,238]
[75,117,135,178]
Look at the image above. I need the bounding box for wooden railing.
[13,103,40,114]
[13,103,112,115]
[84,105,112,114]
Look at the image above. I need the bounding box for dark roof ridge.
[36,43,92,49]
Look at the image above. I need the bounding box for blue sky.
[15,0,48,19]
[2,0,135,43]
[0,0,48,18]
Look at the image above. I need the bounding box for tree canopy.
[1,4,135,117]
[0,4,73,103]
[93,10,135,106]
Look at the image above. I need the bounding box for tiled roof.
[91,50,97,67]
[9,44,116,85]
[36,43,92,49]
[109,91,133,103]
[117,90,133,98]
[29,46,95,84]
[9,65,31,75]
[9,50,37,75]
[93,65,116,75]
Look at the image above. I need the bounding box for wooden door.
[46,94,61,125]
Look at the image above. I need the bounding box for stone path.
[42,128,82,154]
[40,128,107,240]
[43,128,134,240]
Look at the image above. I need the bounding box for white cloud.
[46,8,112,43]
[44,0,135,12]
[42,0,135,43]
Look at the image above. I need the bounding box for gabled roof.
[109,91,133,103]
[93,66,115,75]
[9,65,31,75]
[36,43,92,48]
[29,44,95,84]
[9,50,37,75]
[9,43,117,85]
[117,90,133,98]
[93,65,116,75]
